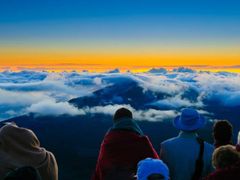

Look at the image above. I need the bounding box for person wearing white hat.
[136,158,169,180]
[160,108,214,180]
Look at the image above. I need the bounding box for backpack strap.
[191,137,204,180]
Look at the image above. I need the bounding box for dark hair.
[113,108,133,122]
[148,174,165,180]
[213,120,233,147]
[4,166,41,180]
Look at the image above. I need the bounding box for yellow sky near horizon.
[1,45,240,72]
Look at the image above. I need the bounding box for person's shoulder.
[205,168,228,179]
[139,135,155,143]
[45,150,58,164]
[204,141,214,151]
[161,136,179,146]
[104,130,143,143]
[202,141,214,158]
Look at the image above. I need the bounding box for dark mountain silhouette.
[69,78,169,110]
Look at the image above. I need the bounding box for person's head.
[136,158,169,180]
[113,107,133,123]
[4,166,41,180]
[213,120,233,147]
[173,108,205,132]
[212,145,240,169]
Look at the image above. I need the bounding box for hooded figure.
[92,108,159,180]
[160,108,214,180]
[0,124,58,180]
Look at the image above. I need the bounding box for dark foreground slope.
[4,113,214,180]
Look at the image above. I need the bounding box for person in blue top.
[160,108,214,180]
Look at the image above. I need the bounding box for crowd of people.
[92,108,240,180]
[0,107,239,180]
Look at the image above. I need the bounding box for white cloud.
[82,104,178,121]
[1,70,240,121]
[0,70,47,83]
[93,77,102,85]
[134,74,185,95]
[194,72,240,106]
[0,89,49,106]
[148,95,203,109]
[27,100,85,116]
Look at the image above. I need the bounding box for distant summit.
[173,67,196,73]
[69,76,163,110]
[106,68,120,73]
[148,68,167,74]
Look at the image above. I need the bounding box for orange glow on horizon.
[1,64,240,73]
[1,46,240,73]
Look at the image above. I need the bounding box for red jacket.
[204,160,240,180]
[92,130,159,180]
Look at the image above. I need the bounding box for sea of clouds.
[0,68,240,121]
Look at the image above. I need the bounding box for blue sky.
[0,0,240,70]
[1,0,240,22]
[1,0,239,39]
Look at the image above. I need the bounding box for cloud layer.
[0,69,240,121]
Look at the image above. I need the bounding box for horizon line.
[1,64,240,73]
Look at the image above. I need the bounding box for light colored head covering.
[137,158,169,180]
[0,124,58,180]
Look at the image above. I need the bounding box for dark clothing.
[214,141,233,149]
[92,130,159,180]
[236,144,240,152]
[204,160,240,180]
[4,166,41,180]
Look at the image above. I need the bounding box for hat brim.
[173,115,206,131]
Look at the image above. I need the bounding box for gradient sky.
[0,0,240,71]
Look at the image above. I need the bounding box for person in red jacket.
[204,145,240,180]
[92,107,159,180]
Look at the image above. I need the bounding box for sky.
[0,0,240,72]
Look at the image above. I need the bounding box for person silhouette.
[160,108,214,180]
[0,124,58,180]
[92,107,159,180]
